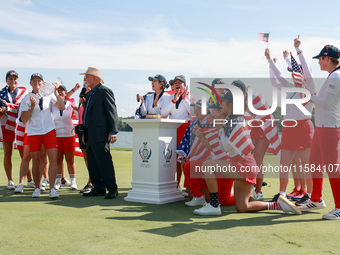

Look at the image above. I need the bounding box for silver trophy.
[39,77,63,97]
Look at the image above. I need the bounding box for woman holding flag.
[265,36,315,204]
[278,51,307,202]
[178,99,235,207]
[0,70,28,190]
[193,91,301,216]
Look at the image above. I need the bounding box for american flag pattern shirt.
[219,115,255,158]
[0,86,28,133]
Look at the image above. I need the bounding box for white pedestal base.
[124,181,184,204]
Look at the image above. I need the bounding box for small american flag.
[257,33,269,42]
[176,120,198,159]
[176,116,211,161]
[291,55,305,87]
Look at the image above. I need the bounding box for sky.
[1,0,340,117]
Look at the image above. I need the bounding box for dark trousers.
[86,141,117,193]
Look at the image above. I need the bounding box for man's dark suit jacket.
[84,83,119,143]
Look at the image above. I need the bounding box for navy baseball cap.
[220,92,233,103]
[173,75,186,84]
[212,78,225,88]
[30,73,44,81]
[58,85,67,93]
[313,45,340,59]
[231,80,246,92]
[148,74,167,85]
[6,70,18,80]
[190,99,202,107]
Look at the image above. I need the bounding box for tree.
[118,116,134,132]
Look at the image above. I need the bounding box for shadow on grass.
[105,200,321,237]
[0,187,132,208]
[1,186,322,238]
[138,215,321,237]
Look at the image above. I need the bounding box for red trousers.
[183,160,235,206]
[310,127,340,208]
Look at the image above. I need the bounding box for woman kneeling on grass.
[193,91,301,216]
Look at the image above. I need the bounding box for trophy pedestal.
[124,119,186,204]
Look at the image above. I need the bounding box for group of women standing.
[265,36,340,220]
[0,71,82,199]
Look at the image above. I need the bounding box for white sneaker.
[193,203,221,216]
[185,196,206,207]
[254,189,264,201]
[39,183,46,191]
[41,178,49,187]
[70,180,78,190]
[299,199,326,211]
[182,190,189,197]
[177,186,188,197]
[32,188,40,198]
[61,177,71,187]
[14,184,24,193]
[55,182,62,190]
[26,180,35,188]
[278,195,302,215]
[7,180,15,190]
[49,188,59,199]
[322,208,340,220]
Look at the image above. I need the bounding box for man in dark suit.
[81,67,119,199]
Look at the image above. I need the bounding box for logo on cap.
[6,70,18,80]
[30,73,44,81]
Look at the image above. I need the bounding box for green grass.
[0,149,339,255]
